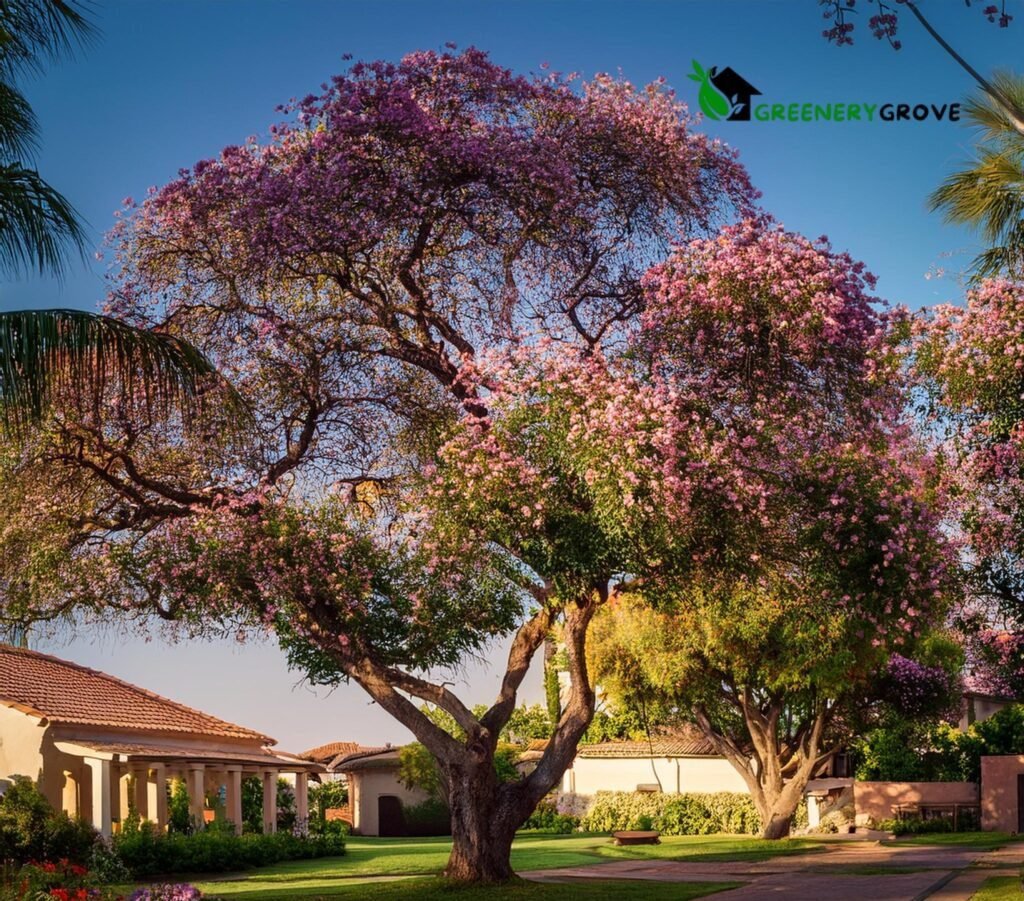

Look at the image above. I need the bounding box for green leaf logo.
[689,59,730,122]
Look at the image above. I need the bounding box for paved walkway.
[522,840,1024,900]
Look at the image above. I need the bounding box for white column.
[132,766,150,821]
[117,768,132,826]
[149,763,168,831]
[807,794,821,828]
[262,769,278,834]
[84,757,112,839]
[225,767,243,835]
[294,772,308,831]
[187,765,206,830]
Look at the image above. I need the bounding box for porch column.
[116,768,132,826]
[225,767,243,835]
[149,763,168,831]
[132,766,150,821]
[83,757,112,839]
[294,772,308,830]
[187,765,205,830]
[262,769,278,834]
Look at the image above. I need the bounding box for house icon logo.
[689,60,761,122]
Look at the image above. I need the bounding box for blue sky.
[12,0,1023,749]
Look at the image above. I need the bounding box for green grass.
[197,876,741,900]
[185,833,822,899]
[971,875,1024,900]
[891,832,1021,850]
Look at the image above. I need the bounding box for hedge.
[113,823,345,877]
[579,791,806,835]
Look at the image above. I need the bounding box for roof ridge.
[0,644,274,744]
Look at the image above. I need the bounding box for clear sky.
[10,0,1022,751]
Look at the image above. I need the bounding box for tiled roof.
[577,735,718,759]
[300,741,364,764]
[0,645,272,743]
[57,739,321,769]
[333,747,399,772]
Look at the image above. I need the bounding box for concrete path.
[522,840,1024,900]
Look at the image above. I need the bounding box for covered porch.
[53,738,322,838]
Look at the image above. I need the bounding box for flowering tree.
[0,48,755,881]
[586,222,955,838]
[914,279,1024,693]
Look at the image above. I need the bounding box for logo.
[689,59,961,125]
[689,60,760,122]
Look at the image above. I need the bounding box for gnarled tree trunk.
[335,591,601,883]
[695,695,833,840]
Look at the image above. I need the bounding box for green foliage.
[112,820,345,877]
[853,721,932,781]
[521,800,579,834]
[854,704,1024,783]
[399,740,522,801]
[398,743,444,798]
[239,776,295,834]
[579,792,763,836]
[544,660,562,725]
[167,779,193,835]
[309,780,348,822]
[876,816,958,836]
[402,798,452,837]
[0,775,97,866]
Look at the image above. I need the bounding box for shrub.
[112,822,344,878]
[521,800,579,834]
[876,815,956,836]
[579,791,763,835]
[402,798,451,837]
[0,777,97,866]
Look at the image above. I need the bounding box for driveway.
[522,840,1024,900]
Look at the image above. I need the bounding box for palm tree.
[0,2,221,430]
[930,71,1024,281]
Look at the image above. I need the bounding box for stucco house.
[0,645,320,838]
[560,732,750,795]
[333,746,431,836]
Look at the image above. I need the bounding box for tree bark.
[694,697,832,841]
[442,760,520,883]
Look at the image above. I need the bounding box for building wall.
[0,706,46,790]
[854,781,979,825]
[981,755,1024,832]
[563,756,749,796]
[348,768,430,836]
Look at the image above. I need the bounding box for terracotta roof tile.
[577,735,717,759]
[0,645,272,743]
[332,747,396,771]
[59,738,321,769]
[300,741,364,764]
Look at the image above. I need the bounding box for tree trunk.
[753,778,805,840]
[442,761,520,883]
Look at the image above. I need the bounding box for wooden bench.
[613,830,661,845]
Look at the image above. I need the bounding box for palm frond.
[0,163,85,277]
[0,308,227,431]
[930,72,1024,282]
[0,83,36,159]
[0,0,94,79]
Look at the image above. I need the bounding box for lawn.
[189,833,822,899]
[197,876,741,900]
[971,875,1023,900]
